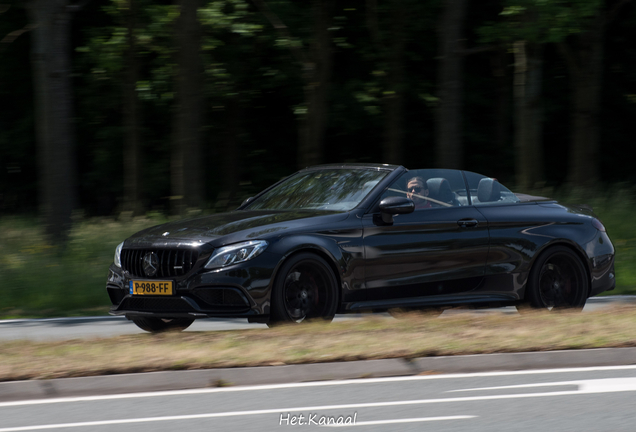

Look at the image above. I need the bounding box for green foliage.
[479,0,604,44]
[2,0,636,221]
[0,215,168,318]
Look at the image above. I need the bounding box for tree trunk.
[513,40,543,190]
[298,0,333,169]
[366,0,406,165]
[436,0,468,169]
[561,16,604,187]
[251,0,332,170]
[122,0,142,215]
[172,0,204,213]
[220,95,241,209]
[384,0,406,165]
[491,47,510,154]
[27,0,77,245]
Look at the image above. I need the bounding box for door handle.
[457,218,479,228]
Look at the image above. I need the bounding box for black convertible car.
[106,164,615,332]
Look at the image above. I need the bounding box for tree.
[0,4,36,54]
[512,39,543,189]
[480,0,606,189]
[298,0,333,169]
[559,0,633,186]
[253,0,334,169]
[366,0,407,165]
[26,0,82,244]
[122,0,143,215]
[480,4,548,189]
[171,0,204,213]
[198,0,266,208]
[436,0,468,170]
[490,46,511,158]
[0,3,37,213]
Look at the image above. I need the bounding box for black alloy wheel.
[268,253,339,327]
[131,317,194,333]
[518,246,589,311]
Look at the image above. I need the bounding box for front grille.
[121,248,199,278]
[194,288,249,307]
[119,297,195,312]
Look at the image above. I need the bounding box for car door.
[357,169,490,302]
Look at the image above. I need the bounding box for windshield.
[245,168,390,211]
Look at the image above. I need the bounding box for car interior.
[380,169,519,209]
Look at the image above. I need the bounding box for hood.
[515,193,552,203]
[125,209,348,248]
[538,201,597,218]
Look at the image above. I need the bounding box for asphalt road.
[3,366,636,431]
[1,295,634,341]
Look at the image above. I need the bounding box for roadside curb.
[3,347,636,402]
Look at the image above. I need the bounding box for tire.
[517,245,589,312]
[268,252,339,327]
[131,317,194,333]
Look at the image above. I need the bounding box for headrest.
[477,178,500,202]
[426,178,453,202]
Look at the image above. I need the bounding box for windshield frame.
[240,165,397,212]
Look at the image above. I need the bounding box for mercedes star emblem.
[142,252,159,277]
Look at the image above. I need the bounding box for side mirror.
[378,196,414,224]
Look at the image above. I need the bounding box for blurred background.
[1,0,636,316]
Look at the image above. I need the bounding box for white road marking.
[0,317,119,325]
[322,416,476,427]
[3,377,636,431]
[449,377,636,393]
[4,364,636,408]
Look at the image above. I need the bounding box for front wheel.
[268,253,339,327]
[131,317,194,333]
[517,246,589,312]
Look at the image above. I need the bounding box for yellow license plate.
[129,280,174,296]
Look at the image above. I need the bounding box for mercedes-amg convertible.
[106,164,615,332]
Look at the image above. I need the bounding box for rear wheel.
[517,246,588,312]
[131,317,194,333]
[268,253,339,327]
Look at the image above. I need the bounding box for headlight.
[205,240,268,269]
[114,242,124,268]
[592,218,606,232]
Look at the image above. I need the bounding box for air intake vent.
[194,287,249,307]
[121,248,199,278]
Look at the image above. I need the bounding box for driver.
[406,176,431,209]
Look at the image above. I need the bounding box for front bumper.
[589,256,615,297]
[587,230,616,297]
[106,251,282,319]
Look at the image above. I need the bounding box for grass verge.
[2,307,636,382]
[0,214,166,318]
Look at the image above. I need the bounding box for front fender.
[268,234,347,277]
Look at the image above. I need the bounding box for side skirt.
[343,293,519,312]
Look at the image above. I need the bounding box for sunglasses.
[409,186,424,193]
